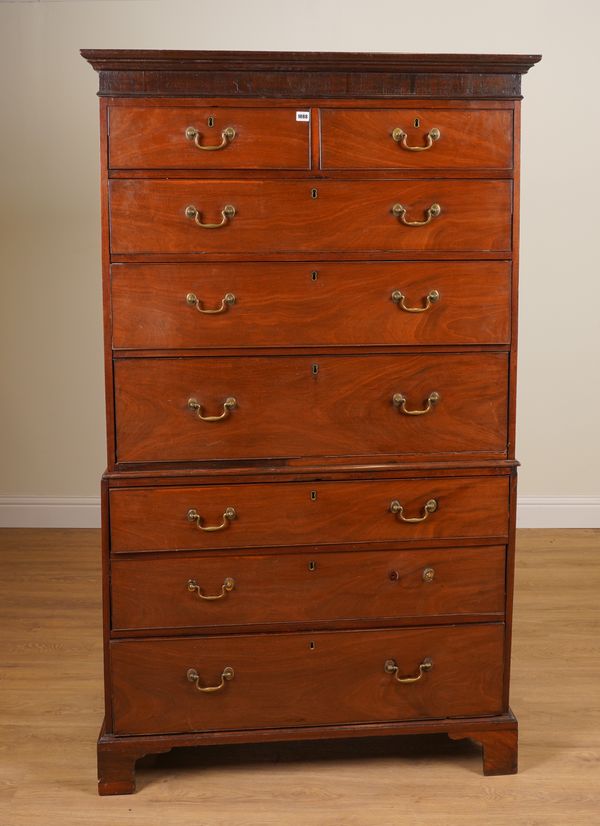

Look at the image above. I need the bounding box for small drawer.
[108,106,311,170]
[111,261,511,350]
[110,624,505,735]
[108,179,512,255]
[320,108,513,170]
[109,475,509,553]
[111,545,506,632]
[113,353,508,464]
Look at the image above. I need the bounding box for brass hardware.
[391,289,440,313]
[311,271,318,281]
[188,396,237,422]
[185,203,236,229]
[422,567,435,583]
[389,569,400,581]
[384,657,433,683]
[413,117,420,128]
[311,188,318,199]
[309,641,316,650]
[308,561,317,571]
[392,202,441,226]
[187,576,235,600]
[390,498,438,523]
[392,391,440,416]
[312,363,319,375]
[187,506,237,532]
[187,666,234,692]
[310,490,317,501]
[391,126,440,151]
[185,125,236,150]
[207,115,215,127]
[186,292,236,314]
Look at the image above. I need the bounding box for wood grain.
[110,544,506,632]
[110,624,505,735]
[109,105,311,170]
[108,179,513,255]
[109,475,510,553]
[1,528,597,822]
[111,261,512,350]
[113,353,509,463]
[320,108,513,170]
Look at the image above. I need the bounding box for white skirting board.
[0,496,599,530]
[0,498,102,528]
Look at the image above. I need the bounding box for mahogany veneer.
[111,261,511,349]
[82,49,540,794]
[109,179,513,254]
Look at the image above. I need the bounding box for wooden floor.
[1,529,599,825]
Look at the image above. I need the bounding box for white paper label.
[296,111,311,122]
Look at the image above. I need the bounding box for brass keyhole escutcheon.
[308,560,317,571]
[312,363,319,376]
[414,117,420,127]
[389,570,400,582]
[311,188,318,199]
[207,115,215,127]
[310,490,317,501]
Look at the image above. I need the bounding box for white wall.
[1,0,599,527]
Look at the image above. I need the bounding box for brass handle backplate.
[187,576,235,600]
[185,203,236,228]
[422,567,435,583]
[186,292,236,314]
[188,396,237,422]
[187,507,237,532]
[392,202,441,227]
[187,666,235,692]
[392,391,440,415]
[185,125,236,150]
[390,498,438,523]
[391,289,440,313]
[391,126,440,151]
[384,657,433,683]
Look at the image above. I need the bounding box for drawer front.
[111,545,506,631]
[109,106,311,170]
[109,179,512,254]
[109,475,509,553]
[111,261,511,349]
[110,624,505,734]
[114,353,508,463]
[321,109,513,170]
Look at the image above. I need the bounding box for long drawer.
[109,475,509,553]
[110,624,505,735]
[109,106,311,170]
[114,353,508,463]
[111,545,506,631]
[109,179,512,255]
[320,108,513,170]
[111,261,511,350]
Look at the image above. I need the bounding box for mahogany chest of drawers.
[82,49,540,795]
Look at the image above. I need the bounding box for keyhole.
[310,490,317,501]
[308,560,317,571]
[311,271,318,281]
[311,188,318,199]
[207,115,215,127]
[414,117,420,128]
[309,641,316,650]
[312,364,319,376]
